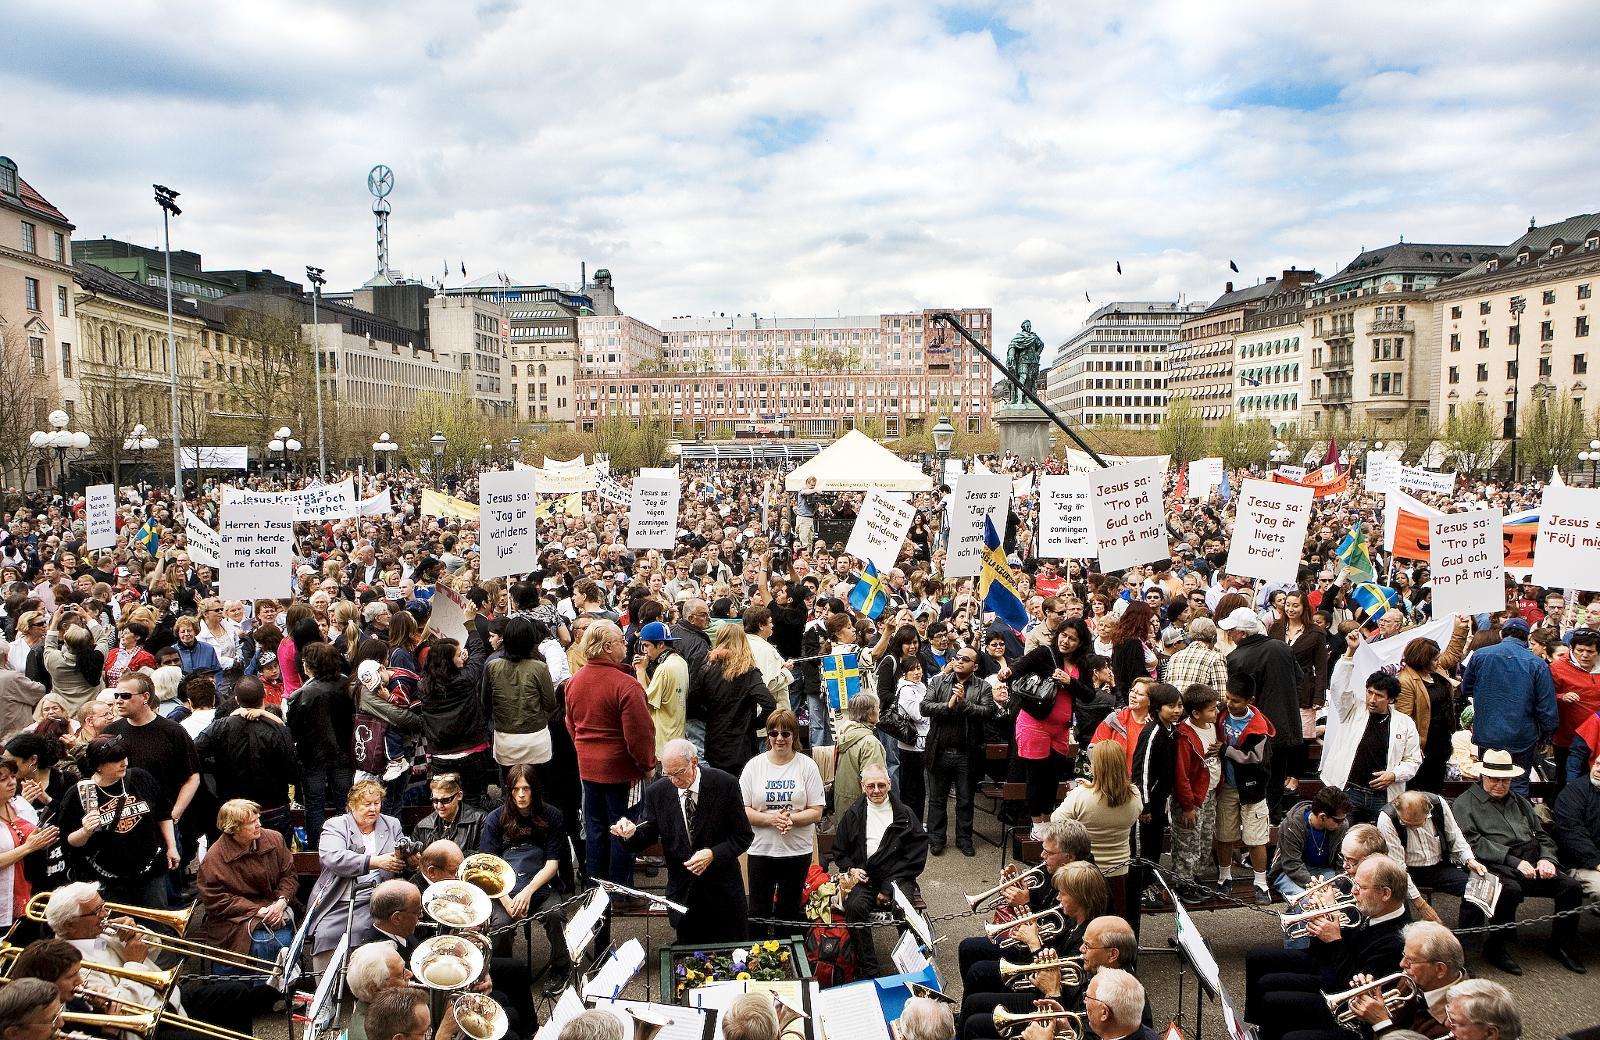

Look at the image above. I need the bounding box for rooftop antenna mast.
[368,164,394,280]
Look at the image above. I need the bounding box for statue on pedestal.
[1005,321,1045,407]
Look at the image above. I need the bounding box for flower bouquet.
[661,939,811,1002]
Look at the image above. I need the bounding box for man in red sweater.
[1553,628,1600,786]
[565,620,657,891]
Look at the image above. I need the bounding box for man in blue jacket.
[1463,617,1557,797]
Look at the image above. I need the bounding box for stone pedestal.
[994,404,1053,462]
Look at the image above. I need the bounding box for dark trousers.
[258,803,294,846]
[1136,802,1168,869]
[958,936,1001,980]
[581,780,634,888]
[177,978,273,1038]
[927,748,976,850]
[842,883,887,976]
[489,888,572,974]
[431,750,493,808]
[899,748,927,824]
[1486,861,1586,948]
[959,992,1041,1039]
[302,763,353,845]
[1268,746,1296,823]
[1244,946,1320,1026]
[1023,752,1066,817]
[1341,783,1388,824]
[1406,862,1511,936]
[747,853,811,939]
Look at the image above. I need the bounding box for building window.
[24,278,39,311]
[1543,290,1557,305]
[20,222,36,253]
[1448,366,1459,384]
[1539,357,1551,379]
[1507,360,1518,379]
[52,232,64,262]
[60,343,71,378]
[1477,363,1488,382]
[1541,321,1555,343]
[1449,334,1460,352]
[1580,316,1591,338]
[1478,329,1490,349]
[1450,306,1462,319]
[1508,325,1520,346]
[1580,284,1592,300]
[1576,354,1588,375]
[1479,301,1492,315]
[28,337,44,376]
[56,285,69,317]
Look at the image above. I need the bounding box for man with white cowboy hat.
[1219,605,1304,823]
[1451,748,1587,976]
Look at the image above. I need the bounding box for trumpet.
[627,1005,676,1040]
[984,906,1064,942]
[1324,973,1417,1027]
[459,854,516,899]
[1288,873,1350,910]
[966,862,1050,912]
[997,955,1084,991]
[991,1007,1085,1040]
[1280,900,1362,940]
[22,895,285,979]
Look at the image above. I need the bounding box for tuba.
[458,854,517,899]
[423,879,493,930]
[453,992,510,1040]
[626,1005,676,1040]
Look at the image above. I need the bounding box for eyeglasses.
[664,763,695,779]
[113,690,139,700]
[767,731,793,740]
[430,793,460,805]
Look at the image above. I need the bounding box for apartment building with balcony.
[1169,280,1275,423]
[1230,269,1320,432]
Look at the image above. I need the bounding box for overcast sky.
[6,1,1598,362]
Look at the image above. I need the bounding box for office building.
[1045,301,1205,426]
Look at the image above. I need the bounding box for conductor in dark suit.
[612,737,754,943]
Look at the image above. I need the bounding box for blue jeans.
[876,730,902,800]
[807,693,834,747]
[582,780,635,888]
[302,763,353,846]
[1272,867,1339,950]
[1477,743,1536,798]
[1341,783,1389,824]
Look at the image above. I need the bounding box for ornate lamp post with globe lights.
[372,432,399,474]
[268,426,301,482]
[1579,439,1600,486]
[30,410,90,490]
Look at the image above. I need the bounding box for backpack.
[804,923,859,988]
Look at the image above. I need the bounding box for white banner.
[1088,458,1168,572]
[219,503,295,600]
[356,488,392,517]
[183,507,221,569]
[844,489,917,573]
[543,456,586,470]
[1533,485,1600,591]
[1038,474,1095,558]
[85,484,117,551]
[533,465,601,493]
[1187,457,1223,499]
[180,446,250,470]
[1225,479,1314,585]
[1382,489,1443,552]
[1429,508,1504,616]
[478,469,538,580]
[1365,451,1401,493]
[596,475,633,506]
[946,475,1012,579]
[223,478,358,521]
[1396,465,1456,496]
[1272,465,1306,482]
[627,471,681,550]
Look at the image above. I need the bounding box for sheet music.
[583,939,646,1000]
[891,882,933,950]
[747,980,803,1003]
[565,889,610,960]
[305,934,348,1031]
[815,981,891,1040]
[891,932,929,976]
[533,988,587,1040]
[592,999,715,1040]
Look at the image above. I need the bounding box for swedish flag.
[134,518,159,556]
[849,561,887,620]
[979,516,1030,633]
[1335,525,1377,585]
[821,652,861,712]
[1352,583,1401,629]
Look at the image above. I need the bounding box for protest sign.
[1366,452,1401,493]
[1532,485,1600,591]
[357,489,392,516]
[1088,458,1167,572]
[430,584,470,643]
[224,478,358,521]
[845,490,917,572]
[1396,466,1455,496]
[1225,479,1314,584]
[85,485,117,551]
[1037,474,1095,558]
[1429,508,1504,616]
[478,469,538,579]
[183,507,221,568]
[1187,458,1223,499]
[946,475,1011,579]
[1272,465,1306,482]
[533,465,601,494]
[627,470,681,550]
[219,503,295,600]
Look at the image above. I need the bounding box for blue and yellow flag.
[1218,468,1233,506]
[1352,583,1401,630]
[848,561,887,620]
[134,518,159,556]
[1335,525,1377,585]
[821,652,861,712]
[979,516,1030,633]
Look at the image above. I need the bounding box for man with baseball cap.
[1463,617,1558,798]
[1219,606,1304,823]
[635,621,687,757]
[1452,748,1587,974]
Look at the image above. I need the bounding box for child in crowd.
[1131,681,1183,876]
[1213,673,1275,903]
[1171,683,1222,901]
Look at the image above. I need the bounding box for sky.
[5,0,1599,367]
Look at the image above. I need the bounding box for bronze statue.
[1005,321,1045,406]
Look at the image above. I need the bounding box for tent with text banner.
[782,429,933,492]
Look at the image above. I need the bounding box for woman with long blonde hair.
[697,622,775,775]
[1051,740,1142,874]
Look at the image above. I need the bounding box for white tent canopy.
[783,429,933,492]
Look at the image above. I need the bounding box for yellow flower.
[736,972,751,981]
[779,951,790,962]
[763,940,780,953]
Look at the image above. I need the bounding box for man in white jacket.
[1323,631,1422,823]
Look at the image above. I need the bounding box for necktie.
[682,790,697,837]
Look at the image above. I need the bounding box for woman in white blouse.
[197,597,243,705]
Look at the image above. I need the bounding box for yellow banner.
[421,488,480,521]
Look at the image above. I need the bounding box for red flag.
[1323,436,1341,473]
[1173,466,1187,511]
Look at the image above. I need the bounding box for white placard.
[845,490,916,572]
[180,446,249,470]
[183,507,221,568]
[1366,451,1401,493]
[219,503,295,600]
[1038,474,1095,558]
[1225,479,1314,585]
[1087,458,1168,572]
[941,458,964,486]
[84,484,117,551]
[628,472,681,550]
[223,478,358,521]
[1396,465,1455,496]
[533,465,601,494]
[478,469,538,579]
[945,475,1011,578]
[1188,457,1223,499]
[430,585,470,643]
[357,488,392,516]
[1533,484,1600,592]
[1429,508,1505,616]
[1273,465,1306,482]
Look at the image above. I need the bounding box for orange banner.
[1269,469,1349,498]
[1391,508,1538,567]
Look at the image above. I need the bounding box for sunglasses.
[767,731,793,740]
[430,793,460,805]
[114,690,140,700]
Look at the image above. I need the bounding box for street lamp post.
[123,424,159,484]
[29,410,90,490]
[508,437,522,464]
[431,431,447,488]
[482,441,493,469]
[268,426,300,482]
[932,415,955,480]
[1581,439,1600,486]
[1270,445,1289,469]
[1508,295,1527,481]
[306,266,328,478]
[372,432,399,474]
[154,184,183,496]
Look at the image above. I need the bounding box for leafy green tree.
[1440,401,1498,476]
[1211,415,1276,470]
[1518,395,1586,478]
[1157,395,1208,466]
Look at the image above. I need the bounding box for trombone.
[1324,973,1417,1027]
[997,955,1084,991]
[992,1007,1086,1040]
[0,973,256,1040]
[1279,901,1361,940]
[22,894,285,978]
[1288,873,1350,910]
[984,906,1065,942]
[966,862,1050,913]
[0,943,176,992]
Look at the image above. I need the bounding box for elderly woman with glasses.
[411,773,485,852]
[304,779,411,972]
[738,708,824,938]
[196,799,296,976]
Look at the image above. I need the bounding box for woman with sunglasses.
[738,707,824,938]
[411,773,485,853]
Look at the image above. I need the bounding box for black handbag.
[877,695,918,744]
[1009,671,1058,720]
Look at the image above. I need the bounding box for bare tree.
[222,308,311,447]
[0,325,48,489]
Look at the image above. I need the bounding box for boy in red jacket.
[1214,674,1276,903]
[1171,683,1222,900]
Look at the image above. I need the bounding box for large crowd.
[0,452,1590,1040]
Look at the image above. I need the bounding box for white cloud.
[3,0,1597,357]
